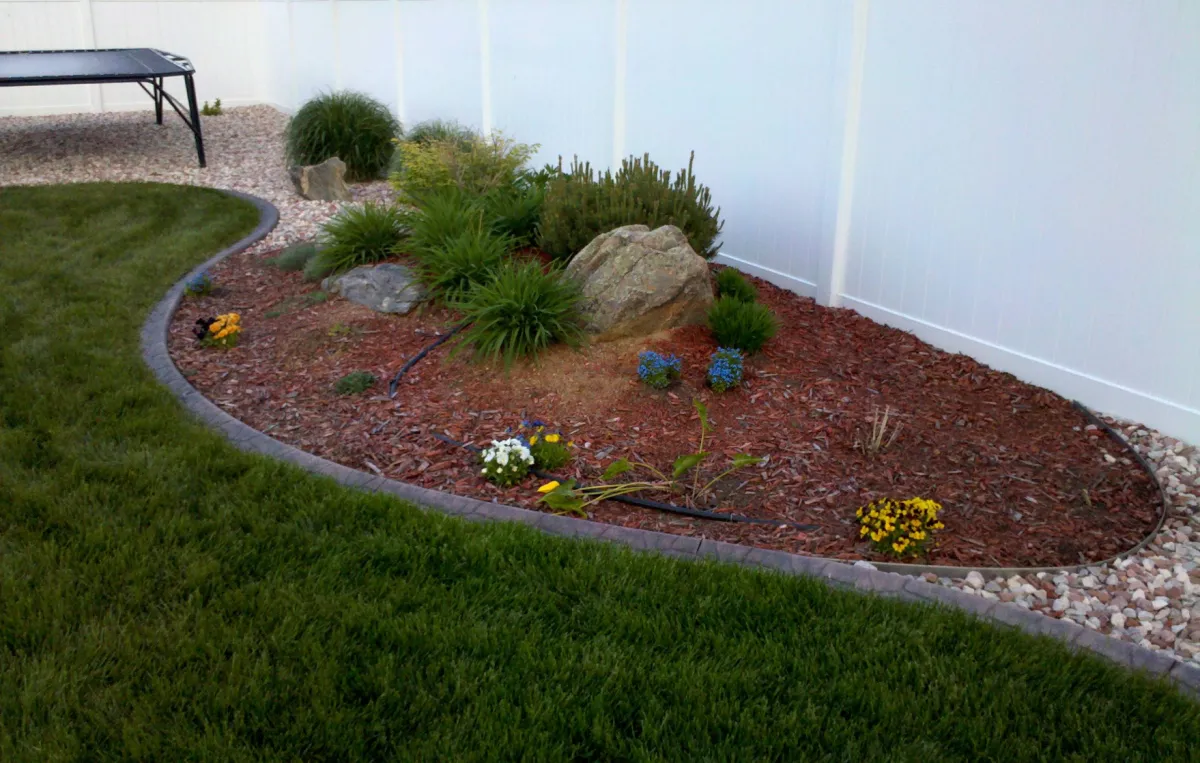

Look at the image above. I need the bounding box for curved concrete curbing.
[141,189,1200,699]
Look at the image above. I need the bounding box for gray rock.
[323,263,425,314]
[563,224,714,340]
[964,571,985,589]
[289,157,352,201]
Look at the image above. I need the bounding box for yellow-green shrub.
[390,132,538,199]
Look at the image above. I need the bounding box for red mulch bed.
[169,249,1160,567]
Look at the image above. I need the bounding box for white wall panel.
[336,0,397,113]
[0,1,91,113]
[398,0,481,129]
[488,0,614,169]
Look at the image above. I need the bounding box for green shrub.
[272,242,318,272]
[303,249,339,283]
[390,132,538,199]
[530,438,572,470]
[286,91,399,181]
[707,296,778,354]
[482,185,545,247]
[455,259,584,366]
[318,202,408,273]
[404,119,478,147]
[415,226,511,302]
[201,98,222,116]
[714,268,756,303]
[405,188,490,257]
[334,371,377,395]
[538,152,723,260]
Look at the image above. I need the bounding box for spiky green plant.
[482,185,545,247]
[318,202,409,273]
[454,259,585,366]
[707,296,778,354]
[286,91,399,181]
[404,188,489,257]
[414,226,511,303]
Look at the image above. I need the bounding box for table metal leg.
[184,74,206,168]
[155,77,163,125]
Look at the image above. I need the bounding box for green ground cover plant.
[4,182,1195,760]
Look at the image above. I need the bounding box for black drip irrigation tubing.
[387,321,470,398]
[430,432,804,528]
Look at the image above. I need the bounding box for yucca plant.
[286,91,399,180]
[714,267,757,303]
[414,226,512,303]
[455,259,585,366]
[538,152,723,260]
[318,202,409,273]
[707,296,778,354]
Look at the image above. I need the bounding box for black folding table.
[0,48,206,167]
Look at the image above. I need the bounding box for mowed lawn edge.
[1,182,1197,762]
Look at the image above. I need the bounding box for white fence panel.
[839,0,1200,442]
[0,0,91,113]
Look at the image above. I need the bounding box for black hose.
[430,432,809,528]
[387,321,470,398]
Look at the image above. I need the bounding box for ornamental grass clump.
[454,259,585,366]
[414,225,511,303]
[318,202,409,273]
[706,347,744,393]
[272,242,318,272]
[714,268,756,303]
[637,351,682,390]
[404,188,486,257]
[538,152,723,260]
[286,91,399,180]
[480,438,534,487]
[193,313,241,348]
[707,296,778,354]
[857,497,944,558]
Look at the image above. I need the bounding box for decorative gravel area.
[4,105,1198,669]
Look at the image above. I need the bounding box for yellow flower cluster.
[856,497,944,558]
[206,313,242,346]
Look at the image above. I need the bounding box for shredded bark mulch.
[169,250,1160,567]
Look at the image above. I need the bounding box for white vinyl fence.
[3,0,1199,443]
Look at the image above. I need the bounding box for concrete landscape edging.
[140,189,1200,699]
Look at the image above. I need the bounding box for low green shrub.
[272,242,318,272]
[334,371,377,396]
[201,98,223,116]
[415,226,511,302]
[286,91,399,181]
[538,152,723,260]
[714,268,756,303]
[390,132,538,199]
[404,119,478,147]
[455,259,584,366]
[302,249,339,283]
[707,296,778,354]
[318,202,409,273]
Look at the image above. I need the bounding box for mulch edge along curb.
[139,188,1199,699]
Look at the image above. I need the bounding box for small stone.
[964,571,985,589]
[1052,597,1069,613]
[1151,597,1170,611]
[1079,575,1098,588]
[1111,612,1126,628]
[289,156,352,201]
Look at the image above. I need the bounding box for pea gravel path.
[3,105,1199,670]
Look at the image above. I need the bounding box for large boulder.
[564,224,714,340]
[289,157,352,201]
[322,263,426,314]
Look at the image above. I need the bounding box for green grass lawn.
[0,183,1197,761]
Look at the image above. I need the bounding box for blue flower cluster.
[184,272,214,297]
[637,351,682,390]
[706,347,744,393]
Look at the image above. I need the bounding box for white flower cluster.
[480,438,534,486]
